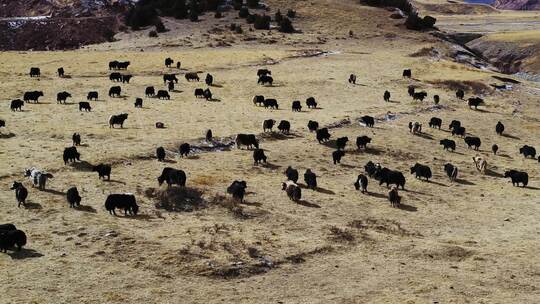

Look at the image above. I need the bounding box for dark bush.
[287,9,296,18]
[235,25,243,34]
[190,10,199,21]
[230,23,237,31]
[239,7,250,18]
[279,17,295,33]
[274,9,283,23]
[253,14,271,30]
[215,11,222,18]
[233,0,243,10]
[126,5,159,30]
[149,30,158,37]
[405,13,436,30]
[246,14,256,24]
[361,0,414,14]
[423,15,437,28]
[171,0,188,19]
[204,0,220,11]
[247,0,259,8]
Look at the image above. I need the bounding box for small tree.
[246,14,256,24]
[172,0,188,19]
[286,9,296,18]
[253,14,270,30]
[155,19,167,32]
[247,0,259,9]
[239,7,250,18]
[274,9,282,23]
[233,0,243,10]
[279,17,294,33]
[149,30,158,37]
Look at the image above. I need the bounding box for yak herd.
[0,59,536,254]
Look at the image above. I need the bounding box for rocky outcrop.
[493,0,540,10]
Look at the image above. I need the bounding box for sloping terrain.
[0,0,539,303]
[494,0,540,10]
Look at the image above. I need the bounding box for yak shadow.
[321,139,337,149]
[402,188,427,196]
[207,98,221,102]
[125,214,154,221]
[350,83,368,87]
[369,192,388,199]
[427,180,447,187]
[42,188,65,196]
[386,100,400,104]
[339,163,356,169]
[296,200,321,208]
[485,169,504,178]
[314,187,335,195]
[70,160,94,172]
[455,178,475,185]
[497,153,512,159]
[24,201,42,210]
[171,90,184,93]
[210,84,223,88]
[474,108,490,113]
[414,132,434,140]
[525,186,540,190]
[260,163,281,170]
[240,200,262,207]
[501,133,520,140]
[8,248,44,260]
[397,203,417,212]
[363,147,384,155]
[185,155,200,160]
[0,133,16,139]
[161,159,178,164]
[75,205,97,213]
[103,179,126,185]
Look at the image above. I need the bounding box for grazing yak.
[440,139,456,151]
[429,117,442,129]
[0,120,4,129]
[263,119,275,132]
[253,95,265,106]
[456,89,464,99]
[185,72,200,82]
[263,98,279,109]
[383,90,391,102]
[410,163,432,181]
[72,133,81,146]
[165,57,174,67]
[66,187,81,208]
[257,69,271,77]
[388,186,401,208]
[157,90,170,100]
[464,136,481,150]
[105,194,139,216]
[354,174,368,194]
[134,98,143,108]
[109,113,128,128]
[504,170,528,187]
[519,145,536,158]
[179,143,191,157]
[336,137,348,150]
[30,67,40,77]
[57,67,64,77]
[0,224,16,231]
[109,72,122,82]
[496,121,505,135]
[285,166,299,183]
[316,128,331,143]
[409,122,422,134]
[176,62,181,69]
[236,134,259,149]
[349,74,357,84]
[258,75,273,86]
[444,163,458,182]
[413,91,427,101]
[468,97,484,109]
[155,122,165,129]
[168,81,174,92]
[145,86,156,97]
[63,147,80,164]
[433,95,440,104]
[308,120,319,132]
[332,150,345,164]
[87,91,98,101]
[10,99,24,111]
[304,169,317,189]
[449,120,461,131]
[360,116,374,128]
[253,149,267,165]
[364,161,378,177]
[402,69,412,78]
[356,136,371,150]
[79,102,92,112]
[472,156,487,173]
[23,91,43,103]
[121,74,133,83]
[227,180,247,202]
[452,126,466,137]
[492,144,499,155]
[164,74,178,84]
[282,181,301,202]
[24,167,53,190]
[56,91,71,104]
[108,86,121,97]
[156,147,166,162]
[195,88,205,98]
[10,182,28,208]
[0,230,27,252]
[205,73,213,86]
[408,86,415,97]
[158,167,187,187]
[306,97,317,109]
[278,120,290,134]
[116,61,130,70]
[374,167,406,190]
[92,164,111,180]
[292,101,302,112]
[206,129,213,141]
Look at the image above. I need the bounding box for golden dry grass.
[1,1,540,303]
